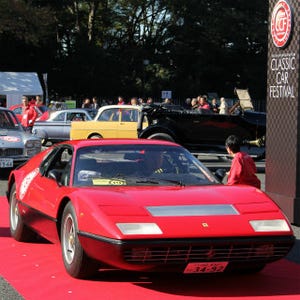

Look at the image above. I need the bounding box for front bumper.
[78,232,295,272]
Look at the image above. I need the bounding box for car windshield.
[0,110,19,129]
[73,144,218,187]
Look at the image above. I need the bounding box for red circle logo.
[271,0,292,48]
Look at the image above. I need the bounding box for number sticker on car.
[184,262,228,274]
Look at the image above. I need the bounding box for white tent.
[0,72,43,108]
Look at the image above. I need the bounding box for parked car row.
[3,97,266,173]
[70,103,266,159]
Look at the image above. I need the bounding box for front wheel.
[61,202,99,278]
[9,183,35,241]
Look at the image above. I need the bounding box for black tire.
[147,133,175,142]
[61,202,99,278]
[9,183,35,242]
[88,134,102,139]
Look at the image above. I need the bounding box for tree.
[0,0,269,105]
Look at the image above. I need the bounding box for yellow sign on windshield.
[92,178,127,185]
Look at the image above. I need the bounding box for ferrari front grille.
[0,148,23,157]
[123,242,292,264]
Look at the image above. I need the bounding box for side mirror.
[214,168,227,182]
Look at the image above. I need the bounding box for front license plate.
[184,262,228,274]
[0,158,13,168]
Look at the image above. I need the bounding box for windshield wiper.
[136,177,185,186]
[136,179,160,184]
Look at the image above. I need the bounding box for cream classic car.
[70,105,148,140]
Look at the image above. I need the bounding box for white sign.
[161,90,172,99]
[269,52,296,98]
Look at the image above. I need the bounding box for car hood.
[0,129,37,146]
[74,184,272,208]
[73,185,293,239]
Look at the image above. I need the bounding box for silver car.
[32,109,93,145]
[0,107,41,169]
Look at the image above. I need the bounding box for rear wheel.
[147,133,175,142]
[61,202,99,278]
[9,183,35,241]
[88,134,102,139]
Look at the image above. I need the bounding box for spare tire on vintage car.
[147,133,175,142]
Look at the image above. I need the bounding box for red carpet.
[0,196,300,300]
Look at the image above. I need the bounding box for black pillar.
[266,0,300,225]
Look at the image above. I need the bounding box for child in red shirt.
[225,135,261,189]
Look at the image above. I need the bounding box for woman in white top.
[219,97,229,115]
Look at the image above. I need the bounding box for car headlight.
[250,219,290,232]
[116,223,163,235]
[25,140,41,148]
[33,140,42,147]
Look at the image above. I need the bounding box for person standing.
[82,98,91,108]
[117,96,125,105]
[225,135,261,188]
[219,97,229,115]
[21,96,38,132]
[211,98,219,113]
[91,97,99,109]
[130,97,139,106]
[198,95,211,110]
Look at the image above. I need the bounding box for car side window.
[52,112,65,122]
[40,146,73,185]
[121,109,138,122]
[97,109,119,122]
[0,111,16,129]
[69,113,85,121]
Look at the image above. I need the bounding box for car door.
[25,146,73,217]
[65,112,88,139]
[23,146,73,240]
[95,108,120,138]
[45,111,68,140]
[117,107,141,138]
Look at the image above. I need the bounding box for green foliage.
[0,0,268,104]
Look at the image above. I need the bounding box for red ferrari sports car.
[7,139,294,279]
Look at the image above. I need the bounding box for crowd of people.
[18,93,234,133]
[184,95,230,114]
[79,94,232,115]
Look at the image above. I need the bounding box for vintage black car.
[138,103,266,159]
